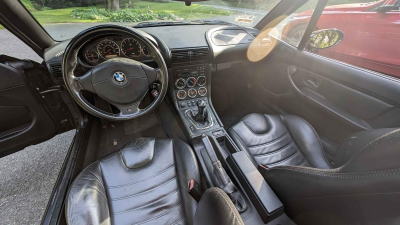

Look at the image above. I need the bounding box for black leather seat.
[229,113,332,169]
[230,113,400,224]
[66,138,243,225]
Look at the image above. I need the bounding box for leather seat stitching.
[252,140,294,157]
[111,177,177,201]
[341,129,400,168]
[265,150,300,167]
[213,188,245,225]
[269,167,400,178]
[169,216,185,225]
[130,202,182,225]
[247,132,289,148]
[108,165,175,188]
[281,114,331,167]
[298,159,306,166]
[114,189,179,214]
[240,120,270,136]
[287,191,400,203]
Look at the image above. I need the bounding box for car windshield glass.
[20,0,283,41]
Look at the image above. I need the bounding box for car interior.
[1,0,400,224]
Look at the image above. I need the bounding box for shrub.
[70,7,176,22]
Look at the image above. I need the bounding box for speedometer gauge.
[97,39,120,59]
[121,38,141,58]
[84,50,99,63]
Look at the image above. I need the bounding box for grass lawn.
[131,1,231,20]
[31,8,103,24]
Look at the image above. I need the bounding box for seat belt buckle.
[188,179,203,202]
[257,164,269,177]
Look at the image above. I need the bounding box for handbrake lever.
[201,135,248,213]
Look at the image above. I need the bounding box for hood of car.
[296,0,384,17]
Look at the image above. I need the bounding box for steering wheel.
[62,25,168,121]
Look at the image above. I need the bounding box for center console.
[170,63,222,138]
[168,45,293,224]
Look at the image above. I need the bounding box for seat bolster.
[280,114,332,169]
[264,165,400,224]
[66,162,110,225]
[339,128,400,172]
[193,188,244,225]
[173,138,200,225]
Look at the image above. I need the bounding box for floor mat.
[102,112,168,154]
[0,130,75,225]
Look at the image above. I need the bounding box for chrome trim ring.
[198,87,207,96]
[186,77,197,88]
[197,76,206,86]
[177,90,187,99]
[175,78,186,89]
[188,88,197,98]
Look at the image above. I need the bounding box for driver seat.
[66,138,243,225]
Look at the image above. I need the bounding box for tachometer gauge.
[97,39,120,59]
[142,46,150,57]
[84,50,99,63]
[121,38,141,58]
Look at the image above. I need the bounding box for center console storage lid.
[227,151,284,223]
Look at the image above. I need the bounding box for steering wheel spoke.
[74,70,95,93]
[116,102,142,116]
[141,64,160,84]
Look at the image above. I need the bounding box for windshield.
[20,0,281,40]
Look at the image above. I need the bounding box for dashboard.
[80,35,152,66]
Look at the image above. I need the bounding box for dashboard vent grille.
[49,64,62,77]
[171,47,209,66]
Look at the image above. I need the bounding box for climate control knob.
[187,77,197,87]
[175,78,186,89]
[198,87,207,96]
[197,76,206,86]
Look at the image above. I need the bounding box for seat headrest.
[120,138,156,169]
[336,128,400,172]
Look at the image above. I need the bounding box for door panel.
[250,40,400,159]
[0,61,58,157]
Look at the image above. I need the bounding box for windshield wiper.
[133,20,236,28]
[133,21,197,28]
[191,20,237,26]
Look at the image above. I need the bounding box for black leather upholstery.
[263,128,400,224]
[229,114,331,169]
[230,114,400,224]
[67,138,244,225]
[193,188,244,225]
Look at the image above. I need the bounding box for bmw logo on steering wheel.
[112,71,127,85]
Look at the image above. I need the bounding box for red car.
[282,0,400,78]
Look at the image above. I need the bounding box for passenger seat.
[228,113,332,169]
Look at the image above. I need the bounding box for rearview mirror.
[307,29,344,50]
[174,0,209,6]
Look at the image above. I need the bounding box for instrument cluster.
[81,35,151,66]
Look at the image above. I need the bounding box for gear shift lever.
[196,99,207,123]
[186,99,212,129]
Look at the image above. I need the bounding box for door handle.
[306,79,319,89]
